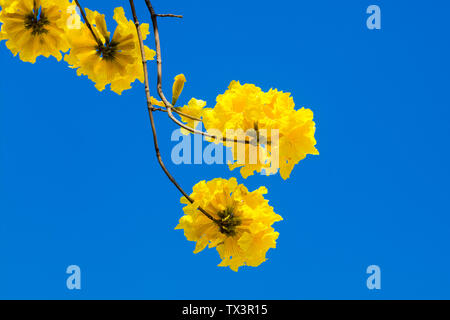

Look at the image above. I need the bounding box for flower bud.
[172,74,186,105]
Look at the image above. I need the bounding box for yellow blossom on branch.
[176,177,282,272]
[64,7,155,94]
[178,98,206,135]
[0,0,72,63]
[150,73,188,108]
[202,81,319,179]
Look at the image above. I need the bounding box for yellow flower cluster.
[65,7,155,95]
[0,0,155,94]
[204,81,318,179]
[179,80,319,179]
[0,0,71,63]
[176,177,282,271]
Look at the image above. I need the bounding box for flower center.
[24,7,49,36]
[96,40,119,61]
[216,206,241,237]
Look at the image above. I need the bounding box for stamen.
[96,40,119,61]
[216,206,241,236]
[24,7,50,36]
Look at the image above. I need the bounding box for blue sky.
[0,0,449,299]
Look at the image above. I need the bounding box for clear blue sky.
[1,0,449,299]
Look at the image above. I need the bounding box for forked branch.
[129,0,218,223]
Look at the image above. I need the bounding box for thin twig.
[129,0,218,223]
[143,0,252,146]
[172,108,202,121]
[74,0,103,46]
[156,14,183,18]
[153,104,203,121]
[152,107,166,112]
[150,107,201,122]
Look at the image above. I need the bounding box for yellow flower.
[202,81,319,179]
[64,7,156,95]
[176,177,282,272]
[0,0,72,63]
[178,98,206,135]
[172,73,186,106]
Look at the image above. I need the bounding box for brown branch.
[74,0,103,47]
[156,14,183,18]
[128,0,218,224]
[152,104,202,121]
[150,107,203,122]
